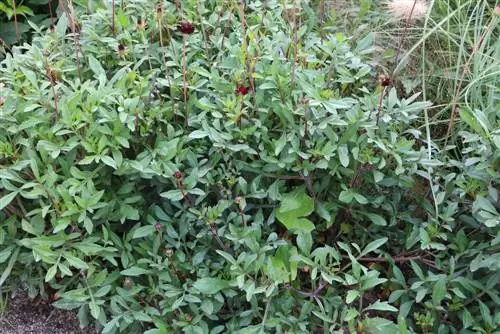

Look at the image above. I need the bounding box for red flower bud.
[378,75,391,87]
[235,196,242,204]
[235,85,250,95]
[136,18,145,30]
[174,171,182,179]
[155,223,162,232]
[178,21,195,35]
[117,43,126,57]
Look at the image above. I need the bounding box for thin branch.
[12,0,19,42]
[111,0,116,36]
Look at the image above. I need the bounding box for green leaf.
[346,290,359,304]
[338,145,349,167]
[132,225,156,239]
[0,191,18,211]
[189,130,209,139]
[432,277,446,305]
[362,317,400,334]
[45,264,58,282]
[89,301,100,319]
[193,277,229,294]
[0,247,19,286]
[276,190,315,233]
[121,266,149,276]
[364,300,398,312]
[364,213,387,226]
[339,190,353,203]
[159,190,184,201]
[296,232,312,255]
[64,253,89,270]
[278,217,315,234]
[88,55,106,79]
[101,156,117,169]
[360,237,388,256]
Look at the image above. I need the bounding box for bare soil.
[0,292,96,334]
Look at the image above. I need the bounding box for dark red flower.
[154,223,162,232]
[235,85,250,95]
[136,18,145,30]
[378,75,391,87]
[178,21,195,35]
[173,171,182,179]
[117,43,126,57]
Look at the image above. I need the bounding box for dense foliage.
[0,0,498,333]
[0,0,53,48]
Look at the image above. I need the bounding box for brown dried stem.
[12,0,19,42]
[111,0,116,36]
[182,36,188,128]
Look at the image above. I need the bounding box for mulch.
[0,292,96,334]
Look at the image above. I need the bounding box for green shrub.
[0,0,498,333]
[0,0,53,48]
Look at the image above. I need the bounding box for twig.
[319,0,325,41]
[176,177,193,207]
[376,86,387,125]
[300,172,316,200]
[43,55,59,122]
[352,255,424,263]
[196,1,210,59]
[220,8,233,55]
[182,35,188,128]
[210,223,229,253]
[286,279,328,299]
[156,6,174,115]
[392,0,417,73]
[291,0,298,85]
[111,0,116,36]
[12,0,19,42]
[48,0,55,26]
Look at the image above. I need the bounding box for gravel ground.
[0,292,96,334]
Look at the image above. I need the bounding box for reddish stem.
[112,0,116,35]
[376,86,386,125]
[182,36,188,128]
[12,0,19,42]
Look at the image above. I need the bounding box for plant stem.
[220,8,233,56]
[260,297,272,334]
[239,207,246,227]
[48,0,55,26]
[319,0,325,40]
[210,224,229,253]
[352,255,424,263]
[112,0,116,36]
[376,86,386,125]
[196,1,210,59]
[176,178,193,207]
[157,7,174,119]
[291,0,298,85]
[12,0,19,42]
[393,0,417,74]
[182,36,188,128]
